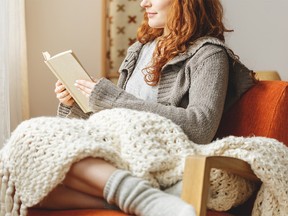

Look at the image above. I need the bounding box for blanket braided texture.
[0,108,287,216]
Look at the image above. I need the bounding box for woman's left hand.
[74,79,97,98]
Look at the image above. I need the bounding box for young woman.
[45,0,255,215]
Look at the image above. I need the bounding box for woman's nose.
[140,0,151,8]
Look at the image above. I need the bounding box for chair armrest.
[181,155,261,216]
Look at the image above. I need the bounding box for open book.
[42,50,93,113]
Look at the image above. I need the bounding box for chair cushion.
[216,81,288,146]
[28,209,129,216]
[28,209,234,216]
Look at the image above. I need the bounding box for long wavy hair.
[137,0,232,86]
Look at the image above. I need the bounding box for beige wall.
[25,0,287,118]
[25,0,102,117]
[222,0,288,81]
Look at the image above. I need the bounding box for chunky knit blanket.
[0,108,287,216]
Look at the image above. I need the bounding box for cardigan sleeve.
[88,47,229,144]
[57,103,91,119]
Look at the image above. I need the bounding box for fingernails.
[74,80,80,86]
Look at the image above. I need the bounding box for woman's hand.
[54,80,75,107]
[74,79,97,98]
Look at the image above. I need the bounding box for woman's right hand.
[54,80,75,107]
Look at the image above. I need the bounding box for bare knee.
[69,157,116,176]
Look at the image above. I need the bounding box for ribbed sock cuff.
[103,169,131,204]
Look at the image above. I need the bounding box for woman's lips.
[147,12,157,18]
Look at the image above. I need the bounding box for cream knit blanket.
[0,108,287,216]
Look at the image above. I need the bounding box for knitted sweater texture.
[1,108,287,216]
[58,37,255,144]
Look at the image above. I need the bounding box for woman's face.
[140,0,172,29]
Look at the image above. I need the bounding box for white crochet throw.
[0,108,287,216]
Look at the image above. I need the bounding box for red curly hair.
[137,0,232,86]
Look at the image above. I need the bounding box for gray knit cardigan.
[58,37,255,144]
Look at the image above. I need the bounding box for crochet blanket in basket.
[0,108,287,216]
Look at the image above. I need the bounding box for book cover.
[42,50,93,113]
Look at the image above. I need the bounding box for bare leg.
[36,184,108,210]
[44,156,182,207]
[64,157,117,197]
[62,173,101,197]
[35,157,117,209]
[36,157,196,216]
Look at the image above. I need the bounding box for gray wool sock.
[164,180,183,197]
[103,170,196,216]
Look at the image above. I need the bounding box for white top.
[125,41,158,102]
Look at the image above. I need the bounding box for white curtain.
[0,0,29,147]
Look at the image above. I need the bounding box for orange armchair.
[29,80,288,216]
[182,80,288,216]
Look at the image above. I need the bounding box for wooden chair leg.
[181,156,210,216]
[181,155,260,216]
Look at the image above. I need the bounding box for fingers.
[60,96,74,105]
[54,80,66,94]
[55,84,66,94]
[56,90,70,99]
[54,80,74,106]
[54,79,95,104]
[55,80,62,87]
[61,97,75,107]
[58,90,75,106]
[74,80,96,98]
[75,80,96,89]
